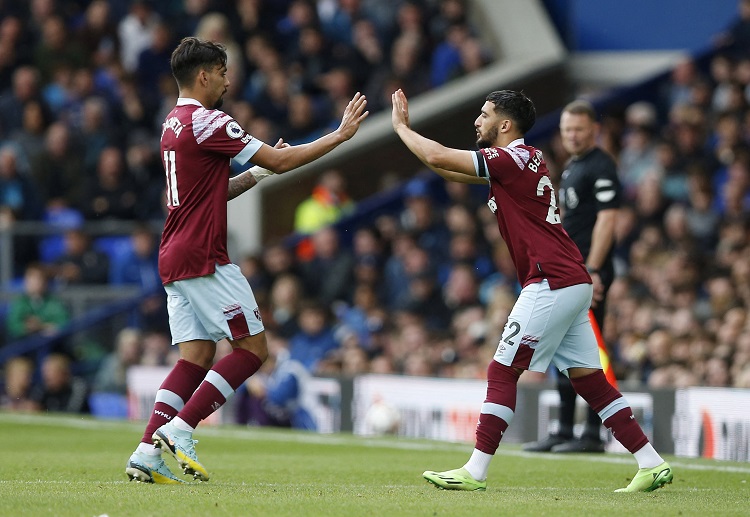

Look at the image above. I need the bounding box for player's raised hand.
[273,137,290,149]
[391,89,410,131]
[336,92,369,141]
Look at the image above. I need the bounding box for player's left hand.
[273,138,290,149]
[391,89,410,130]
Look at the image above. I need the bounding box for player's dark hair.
[562,99,598,122]
[486,90,536,134]
[170,37,227,88]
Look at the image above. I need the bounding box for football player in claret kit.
[125,36,368,484]
[391,88,672,492]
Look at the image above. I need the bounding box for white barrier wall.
[353,374,487,440]
[125,365,341,432]
[124,368,750,461]
[673,388,750,462]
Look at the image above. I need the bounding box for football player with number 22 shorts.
[391,88,672,493]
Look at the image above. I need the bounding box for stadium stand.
[1,0,750,426]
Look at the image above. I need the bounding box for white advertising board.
[673,387,750,462]
[353,374,486,440]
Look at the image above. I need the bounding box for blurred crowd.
[0,0,491,275]
[3,0,750,422]
[0,0,491,416]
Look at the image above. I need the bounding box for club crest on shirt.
[254,307,262,321]
[226,120,244,139]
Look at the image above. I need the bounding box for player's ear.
[500,119,511,132]
[197,69,208,87]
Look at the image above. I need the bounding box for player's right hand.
[336,92,369,141]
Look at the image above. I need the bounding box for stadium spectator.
[396,265,453,332]
[289,300,339,372]
[118,0,160,74]
[53,229,110,286]
[0,356,36,411]
[125,37,367,485]
[135,20,173,114]
[443,262,481,311]
[392,88,672,492]
[109,224,165,331]
[268,273,304,339]
[194,12,244,98]
[0,143,42,275]
[0,15,29,94]
[299,226,355,305]
[6,262,68,342]
[294,169,355,235]
[262,241,303,286]
[0,65,44,140]
[92,327,142,395]
[75,0,120,65]
[32,121,83,205]
[140,330,176,367]
[80,146,138,221]
[9,99,49,174]
[32,15,86,85]
[29,352,90,413]
[401,177,452,264]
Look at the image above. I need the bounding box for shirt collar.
[176,97,203,107]
[507,138,525,148]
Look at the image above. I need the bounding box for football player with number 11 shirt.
[125,37,368,484]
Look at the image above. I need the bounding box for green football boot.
[615,462,673,492]
[423,467,487,491]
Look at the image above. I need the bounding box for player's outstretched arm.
[227,138,288,201]
[391,89,483,184]
[248,92,369,174]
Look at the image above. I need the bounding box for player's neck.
[178,88,210,109]
[496,133,523,147]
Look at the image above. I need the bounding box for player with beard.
[391,89,672,492]
[125,37,368,484]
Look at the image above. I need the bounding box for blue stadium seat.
[39,207,84,263]
[88,392,129,419]
[94,236,134,264]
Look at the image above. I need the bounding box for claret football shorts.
[165,263,265,344]
[493,279,601,374]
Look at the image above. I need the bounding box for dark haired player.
[391,88,672,492]
[125,37,367,483]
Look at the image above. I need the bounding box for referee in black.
[524,99,623,453]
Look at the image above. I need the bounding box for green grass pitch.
[0,412,748,517]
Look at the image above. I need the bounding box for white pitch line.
[2,413,749,474]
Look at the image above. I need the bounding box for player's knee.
[488,360,522,382]
[235,332,268,362]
